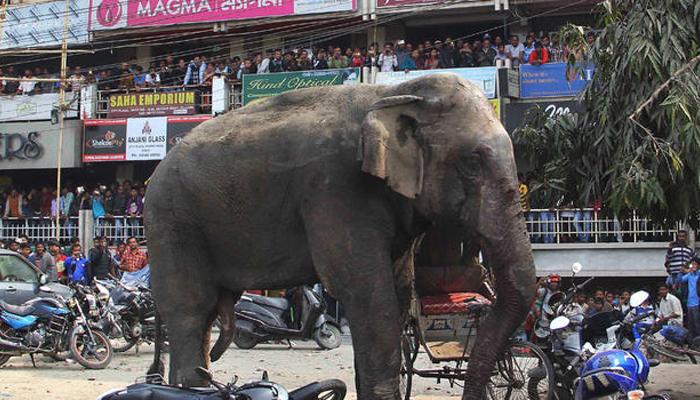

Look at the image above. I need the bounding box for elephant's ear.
[359,95,424,199]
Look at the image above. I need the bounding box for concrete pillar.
[79,210,94,246]
[212,76,230,115]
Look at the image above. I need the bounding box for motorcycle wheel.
[110,321,139,353]
[69,327,113,369]
[314,323,342,350]
[0,355,10,367]
[233,332,258,349]
[289,378,346,400]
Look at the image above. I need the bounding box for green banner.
[242,68,361,105]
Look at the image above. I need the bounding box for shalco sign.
[0,132,43,161]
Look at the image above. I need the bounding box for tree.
[516,0,700,224]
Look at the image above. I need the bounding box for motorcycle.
[233,285,342,350]
[552,290,668,400]
[97,367,347,400]
[0,281,113,369]
[95,277,164,353]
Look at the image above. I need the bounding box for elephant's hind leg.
[148,224,219,387]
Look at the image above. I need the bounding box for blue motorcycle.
[0,285,113,369]
[573,291,669,400]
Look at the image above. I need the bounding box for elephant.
[144,74,536,400]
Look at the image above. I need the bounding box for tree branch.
[628,53,700,121]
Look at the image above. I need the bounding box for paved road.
[0,342,698,399]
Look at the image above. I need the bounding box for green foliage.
[516,0,700,224]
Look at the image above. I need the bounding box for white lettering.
[196,0,212,12]
[180,0,196,13]
[136,0,152,16]
[166,0,180,14]
[152,0,166,15]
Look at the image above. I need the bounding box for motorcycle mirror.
[39,285,54,293]
[571,262,583,275]
[262,370,269,382]
[39,274,48,285]
[550,316,570,331]
[630,290,650,308]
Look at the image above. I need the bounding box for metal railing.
[526,208,679,244]
[94,216,145,244]
[0,217,79,244]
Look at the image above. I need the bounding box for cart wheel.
[399,332,415,400]
[485,340,555,400]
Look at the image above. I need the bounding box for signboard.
[519,63,594,98]
[507,68,520,98]
[0,121,83,170]
[88,0,355,30]
[108,91,197,117]
[242,68,360,105]
[504,100,585,133]
[83,115,210,162]
[375,67,498,99]
[0,93,79,122]
[1,0,89,49]
[126,117,168,161]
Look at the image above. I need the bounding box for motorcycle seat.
[242,294,289,311]
[0,300,36,316]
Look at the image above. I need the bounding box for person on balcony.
[2,66,19,94]
[3,188,23,218]
[283,52,299,72]
[528,41,550,66]
[665,230,695,289]
[329,48,349,69]
[133,66,147,90]
[505,35,525,67]
[184,56,206,86]
[145,67,161,88]
[458,43,476,68]
[125,188,143,237]
[97,70,114,91]
[17,69,37,95]
[313,51,329,70]
[67,66,85,94]
[377,43,398,72]
[269,50,285,73]
[475,37,496,67]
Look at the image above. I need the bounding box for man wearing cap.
[681,257,700,340]
[395,40,410,67]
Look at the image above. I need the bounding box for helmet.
[547,274,561,283]
[576,349,640,398]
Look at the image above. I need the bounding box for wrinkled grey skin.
[144,74,535,400]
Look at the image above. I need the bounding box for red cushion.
[420,292,492,315]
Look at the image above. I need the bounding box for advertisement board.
[108,91,198,117]
[375,67,498,99]
[241,68,359,105]
[504,100,585,133]
[83,115,210,162]
[88,0,355,30]
[0,93,79,122]
[0,121,83,170]
[519,63,594,98]
[1,0,89,49]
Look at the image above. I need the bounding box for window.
[0,255,38,283]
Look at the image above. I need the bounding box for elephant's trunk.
[461,133,536,400]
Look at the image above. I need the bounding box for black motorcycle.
[97,367,347,400]
[96,278,165,352]
[0,284,113,369]
[233,286,342,350]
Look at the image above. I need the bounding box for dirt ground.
[0,341,698,399]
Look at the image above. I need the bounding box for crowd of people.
[1,181,146,221]
[0,30,585,96]
[530,230,700,344]
[3,234,148,285]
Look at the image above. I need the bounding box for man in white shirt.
[656,283,683,326]
[145,67,161,87]
[377,44,398,72]
[18,69,37,95]
[505,35,525,66]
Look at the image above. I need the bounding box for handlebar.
[576,277,595,291]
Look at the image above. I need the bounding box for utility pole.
[54,0,71,241]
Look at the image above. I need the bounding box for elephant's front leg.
[303,197,402,400]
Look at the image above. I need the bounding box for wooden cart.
[398,264,555,400]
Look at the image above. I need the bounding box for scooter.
[233,285,342,350]
[97,367,347,400]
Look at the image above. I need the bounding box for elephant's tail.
[146,309,165,382]
[210,290,242,362]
